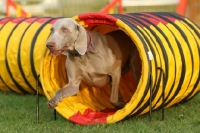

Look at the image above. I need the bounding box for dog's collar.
[87,31,93,52]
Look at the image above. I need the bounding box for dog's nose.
[46,42,55,48]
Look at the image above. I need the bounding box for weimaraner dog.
[46,18,140,109]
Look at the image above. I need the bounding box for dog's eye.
[62,28,68,33]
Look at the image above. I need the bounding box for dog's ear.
[74,24,87,55]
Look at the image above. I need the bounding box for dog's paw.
[116,102,125,109]
[47,99,58,109]
[110,101,125,109]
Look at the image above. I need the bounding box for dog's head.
[46,18,88,56]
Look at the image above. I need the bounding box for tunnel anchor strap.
[36,74,57,123]
[149,67,166,121]
[157,67,166,121]
[149,73,153,121]
[36,75,40,123]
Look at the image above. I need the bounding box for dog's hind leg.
[109,60,125,109]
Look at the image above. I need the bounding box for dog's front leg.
[110,60,125,109]
[48,56,82,109]
[47,81,80,109]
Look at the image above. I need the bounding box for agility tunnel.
[41,12,200,125]
[0,12,199,125]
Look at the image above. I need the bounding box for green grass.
[0,91,200,133]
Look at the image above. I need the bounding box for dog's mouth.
[50,46,68,56]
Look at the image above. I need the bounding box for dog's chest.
[81,61,111,87]
[73,53,115,87]
[78,53,116,74]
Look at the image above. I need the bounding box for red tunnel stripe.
[0,18,12,24]
[69,108,117,125]
[142,12,178,25]
[78,13,118,27]
[10,18,25,23]
[23,18,41,23]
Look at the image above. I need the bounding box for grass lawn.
[0,91,200,133]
